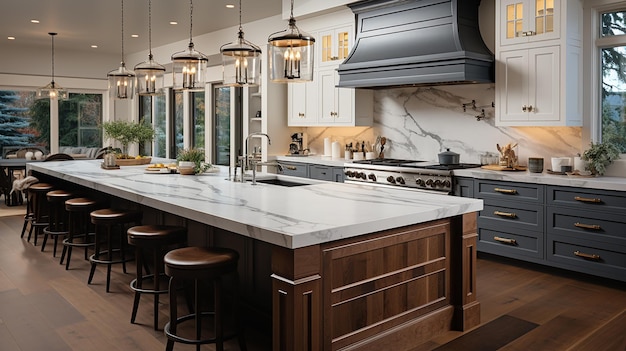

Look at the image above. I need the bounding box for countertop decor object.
[102,119,155,158]
[176,148,211,174]
[581,141,620,176]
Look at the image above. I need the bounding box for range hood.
[337,0,494,89]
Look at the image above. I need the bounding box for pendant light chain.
[148,0,153,58]
[189,0,194,45]
[51,33,56,84]
[121,0,125,64]
[239,0,243,32]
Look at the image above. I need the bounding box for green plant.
[581,141,621,175]
[102,119,155,156]
[176,148,211,174]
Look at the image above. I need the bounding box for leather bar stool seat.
[88,208,142,292]
[61,197,105,270]
[164,246,246,351]
[25,182,55,245]
[41,189,76,256]
[127,225,187,330]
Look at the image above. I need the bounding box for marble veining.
[28,160,482,249]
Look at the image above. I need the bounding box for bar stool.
[164,246,246,351]
[26,182,55,245]
[127,225,187,329]
[88,208,142,292]
[61,197,105,270]
[41,189,76,256]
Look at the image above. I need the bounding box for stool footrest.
[164,312,238,346]
[130,274,169,295]
[89,251,133,265]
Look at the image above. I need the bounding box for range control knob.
[443,180,451,188]
[386,176,396,184]
[396,176,405,185]
[360,172,367,180]
[433,179,442,187]
[368,173,377,181]
[425,179,434,187]
[416,178,425,186]
[345,170,353,178]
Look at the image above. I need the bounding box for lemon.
[135,155,142,159]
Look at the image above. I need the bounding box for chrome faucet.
[244,132,271,174]
[250,162,284,185]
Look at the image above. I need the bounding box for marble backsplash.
[297,84,583,166]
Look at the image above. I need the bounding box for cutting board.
[481,165,527,172]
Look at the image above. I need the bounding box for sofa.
[58,146,105,159]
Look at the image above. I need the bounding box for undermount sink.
[256,179,311,187]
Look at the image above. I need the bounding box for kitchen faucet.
[244,132,271,174]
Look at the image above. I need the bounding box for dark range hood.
[337,0,494,89]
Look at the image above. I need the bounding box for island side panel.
[451,212,480,331]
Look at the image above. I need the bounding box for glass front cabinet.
[499,0,560,46]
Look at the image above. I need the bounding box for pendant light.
[267,0,315,83]
[171,0,208,91]
[220,0,261,87]
[108,0,135,100]
[134,0,165,95]
[37,32,68,100]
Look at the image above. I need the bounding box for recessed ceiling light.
[91,45,98,48]
[131,34,139,38]
[169,21,178,25]
[226,4,235,8]
[7,36,15,40]
[30,19,40,24]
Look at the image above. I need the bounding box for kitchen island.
[29,159,483,351]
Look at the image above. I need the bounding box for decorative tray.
[115,157,152,166]
[101,163,120,170]
[481,165,527,172]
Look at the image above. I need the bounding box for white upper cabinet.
[499,0,560,47]
[287,13,374,127]
[495,0,583,126]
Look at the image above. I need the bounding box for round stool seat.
[164,247,239,280]
[128,225,187,247]
[46,189,74,202]
[30,182,54,192]
[65,197,101,212]
[127,225,187,330]
[27,182,55,245]
[90,208,142,225]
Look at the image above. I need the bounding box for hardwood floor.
[0,213,625,351]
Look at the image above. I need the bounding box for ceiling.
[0,0,282,56]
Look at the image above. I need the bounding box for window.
[597,8,626,151]
[62,93,102,148]
[213,86,231,166]
[192,92,205,149]
[172,90,184,156]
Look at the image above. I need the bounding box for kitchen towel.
[331,141,341,159]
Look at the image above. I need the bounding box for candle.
[150,75,156,93]
[235,58,241,84]
[189,66,196,88]
[295,51,301,77]
[182,66,188,88]
[145,75,150,93]
[283,50,289,78]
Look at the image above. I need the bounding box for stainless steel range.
[344,159,481,194]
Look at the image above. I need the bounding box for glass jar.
[103,147,117,168]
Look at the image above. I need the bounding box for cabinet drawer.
[547,234,626,282]
[479,200,544,232]
[278,162,309,178]
[547,207,626,246]
[310,165,334,181]
[475,180,544,203]
[478,227,543,260]
[547,186,626,212]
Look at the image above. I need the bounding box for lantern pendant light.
[37,32,68,100]
[134,0,165,95]
[268,0,315,83]
[107,0,136,100]
[220,0,262,87]
[171,0,208,91]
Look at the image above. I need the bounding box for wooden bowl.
[178,167,195,175]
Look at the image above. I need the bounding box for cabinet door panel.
[498,50,528,122]
[319,69,338,124]
[529,46,559,121]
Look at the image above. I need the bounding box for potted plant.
[581,141,620,176]
[177,148,211,174]
[102,119,155,159]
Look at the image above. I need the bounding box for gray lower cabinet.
[474,179,545,263]
[278,161,344,182]
[464,178,626,282]
[546,186,626,282]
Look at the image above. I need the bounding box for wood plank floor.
[1,214,625,351]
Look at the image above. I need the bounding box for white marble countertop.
[454,168,626,192]
[274,155,351,167]
[28,159,482,249]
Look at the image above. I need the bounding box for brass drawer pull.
[494,210,517,219]
[574,222,602,231]
[494,236,517,245]
[574,251,601,261]
[494,188,517,195]
[285,166,297,171]
[574,196,602,203]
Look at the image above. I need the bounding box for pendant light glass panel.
[108,63,135,99]
[268,18,315,83]
[171,44,208,91]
